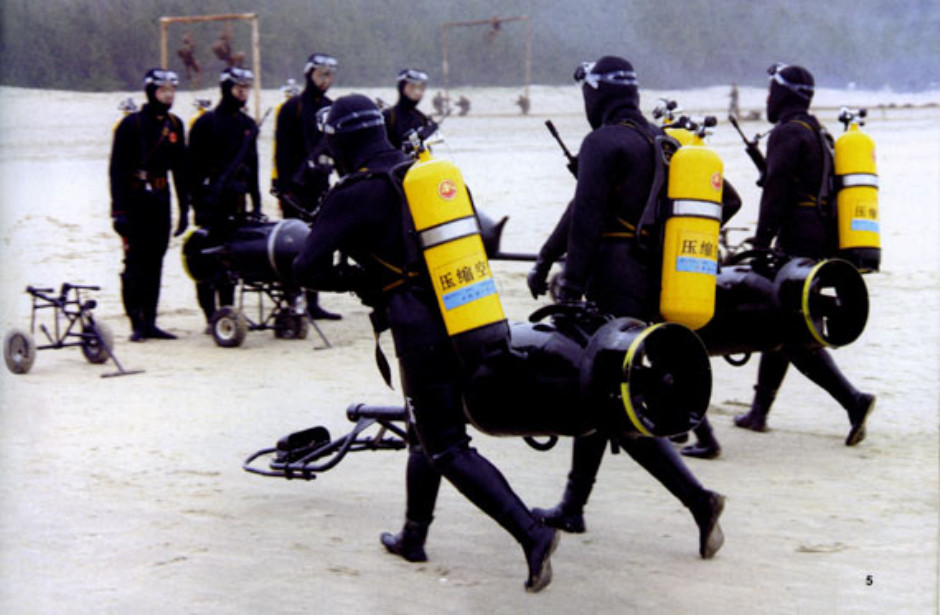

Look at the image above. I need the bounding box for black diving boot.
[380,519,430,563]
[532,434,606,533]
[128,312,146,342]
[145,323,178,340]
[734,386,775,432]
[691,490,726,559]
[532,494,587,534]
[845,393,876,446]
[523,524,560,593]
[791,348,874,447]
[442,446,559,592]
[681,418,722,459]
[307,291,342,320]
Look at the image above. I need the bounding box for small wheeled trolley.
[209,280,318,349]
[183,219,331,349]
[3,283,142,377]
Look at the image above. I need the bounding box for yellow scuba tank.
[659,119,723,330]
[188,98,212,130]
[402,148,507,339]
[664,126,695,146]
[113,97,137,131]
[833,108,880,272]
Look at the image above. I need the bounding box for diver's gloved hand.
[331,263,370,294]
[112,213,130,238]
[555,279,583,304]
[750,249,775,278]
[526,257,552,299]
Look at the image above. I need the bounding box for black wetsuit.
[534,61,728,530]
[274,84,332,214]
[755,111,834,257]
[293,101,553,581]
[109,102,187,336]
[188,92,261,323]
[383,94,436,152]
[747,93,867,423]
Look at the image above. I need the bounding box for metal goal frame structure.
[440,15,533,108]
[159,13,262,122]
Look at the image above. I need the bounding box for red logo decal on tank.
[439,179,458,200]
[169,132,178,144]
[710,172,723,191]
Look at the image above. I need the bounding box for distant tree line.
[0,0,937,92]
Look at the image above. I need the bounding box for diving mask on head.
[574,62,638,89]
[767,63,814,100]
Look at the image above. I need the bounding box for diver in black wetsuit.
[273,52,341,321]
[383,68,438,151]
[188,66,262,328]
[731,64,875,446]
[525,57,726,556]
[109,68,189,341]
[292,94,558,592]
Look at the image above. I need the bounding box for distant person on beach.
[526,56,726,557]
[731,63,875,444]
[382,68,437,151]
[109,68,189,341]
[188,67,261,330]
[273,52,341,321]
[432,90,447,116]
[293,94,558,592]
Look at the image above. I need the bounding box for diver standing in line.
[293,95,558,592]
[731,64,875,445]
[188,67,262,329]
[274,52,341,321]
[382,68,438,151]
[526,57,725,556]
[109,68,189,341]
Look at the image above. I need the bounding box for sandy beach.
[0,84,937,613]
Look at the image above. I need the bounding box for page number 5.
[866,575,874,586]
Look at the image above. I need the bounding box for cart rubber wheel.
[274,312,309,340]
[4,329,37,374]
[81,320,114,364]
[211,307,248,348]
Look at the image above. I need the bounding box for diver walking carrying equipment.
[726,64,877,447]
